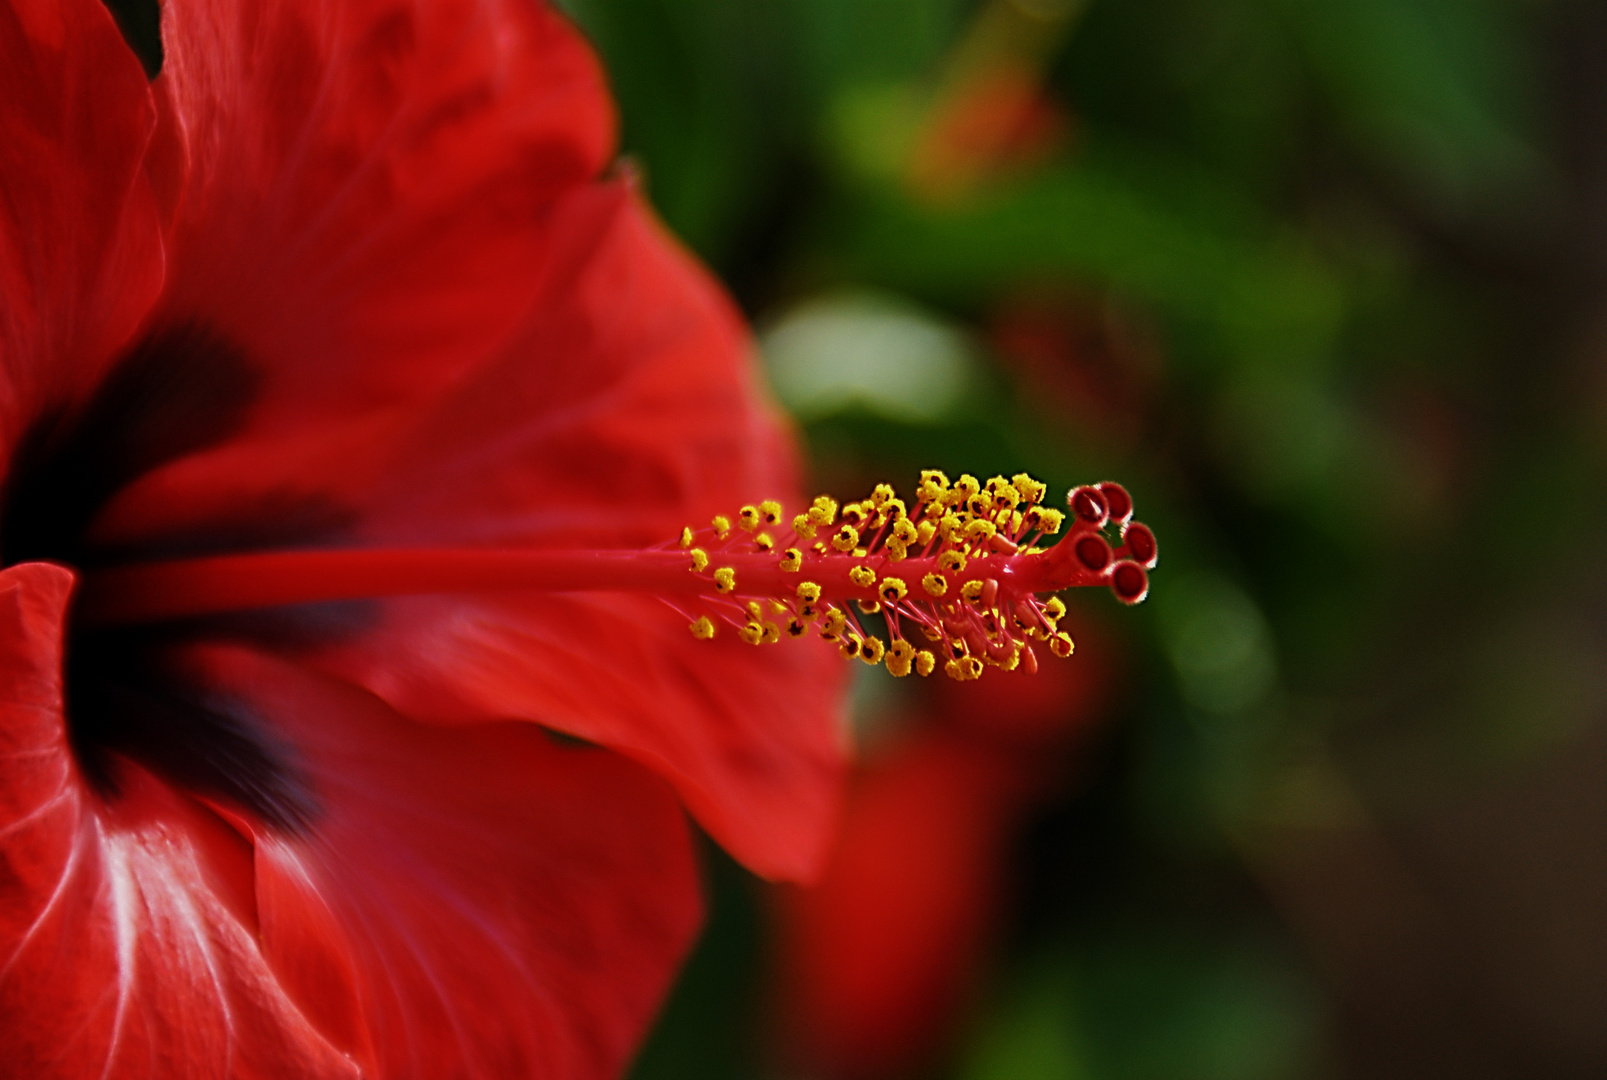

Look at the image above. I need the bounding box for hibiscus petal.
[150,0,614,419]
[184,641,703,1080]
[774,728,1026,1078]
[0,563,356,1079]
[0,0,167,436]
[97,181,850,881]
[323,589,847,883]
[315,186,850,882]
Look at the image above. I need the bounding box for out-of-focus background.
[556,1,1607,1078]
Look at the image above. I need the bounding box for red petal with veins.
[0,563,356,1079]
[0,0,167,431]
[184,641,702,1080]
[4,0,842,1072]
[0,561,702,1079]
[152,0,614,419]
[97,167,848,881]
[314,188,849,882]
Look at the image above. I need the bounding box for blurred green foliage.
[559,0,1607,1077]
[568,0,1607,1073]
[567,0,1606,1077]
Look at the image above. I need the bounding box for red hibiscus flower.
[0,0,850,1075]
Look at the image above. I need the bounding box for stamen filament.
[77,543,1104,628]
[74,470,1156,683]
[77,547,849,627]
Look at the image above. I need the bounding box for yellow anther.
[1012,473,1047,505]
[986,476,1022,510]
[1024,507,1064,534]
[885,639,916,677]
[681,469,1110,680]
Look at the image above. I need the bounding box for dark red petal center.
[1,321,327,830]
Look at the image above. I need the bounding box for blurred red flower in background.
[0,0,845,1076]
[772,614,1118,1080]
